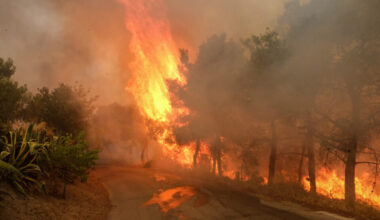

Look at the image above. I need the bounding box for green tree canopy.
[25,84,96,135]
[0,58,27,133]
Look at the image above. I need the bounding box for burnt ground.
[96,166,353,220]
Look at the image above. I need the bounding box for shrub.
[0,124,100,197]
[44,132,99,183]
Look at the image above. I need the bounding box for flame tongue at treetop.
[119,0,185,122]
[118,0,193,165]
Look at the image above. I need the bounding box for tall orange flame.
[119,0,185,123]
[119,0,193,166]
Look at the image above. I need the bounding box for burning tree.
[281,0,380,206]
[174,34,247,173]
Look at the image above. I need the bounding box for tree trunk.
[216,149,222,176]
[212,158,216,175]
[306,127,316,194]
[268,120,277,185]
[297,145,306,183]
[141,138,148,163]
[193,139,200,168]
[345,145,356,207]
[345,87,360,207]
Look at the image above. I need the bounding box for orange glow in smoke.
[119,0,193,166]
[303,168,380,207]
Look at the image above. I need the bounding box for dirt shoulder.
[0,170,112,220]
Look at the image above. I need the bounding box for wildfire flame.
[119,0,184,122]
[119,0,193,166]
[118,3,380,210]
[303,168,380,207]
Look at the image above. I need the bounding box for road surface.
[96,167,352,220]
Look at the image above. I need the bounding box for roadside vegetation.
[0,57,99,201]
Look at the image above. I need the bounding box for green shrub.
[45,132,99,183]
[0,124,100,196]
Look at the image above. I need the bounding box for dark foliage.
[25,84,96,135]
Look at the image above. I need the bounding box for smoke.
[0,0,131,104]
[0,0,287,97]
[165,0,288,59]
[87,103,156,165]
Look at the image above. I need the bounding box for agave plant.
[0,124,50,194]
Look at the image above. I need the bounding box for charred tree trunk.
[193,139,201,168]
[297,145,306,183]
[216,149,222,176]
[345,143,357,207]
[141,146,146,163]
[306,127,316,194]
[268,120,277,185]
[345,88,360,207]
[141,137,149,164]
[212,158,216,175]
[141,144,146,163]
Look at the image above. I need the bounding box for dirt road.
[96,167,351,220]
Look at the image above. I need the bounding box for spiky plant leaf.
[0,151,9,160]
[0,159,23,177]
[12,181,25,195]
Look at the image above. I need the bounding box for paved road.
[96,167,351,220]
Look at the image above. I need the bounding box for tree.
[174,34,247,173]
[281,0,380,205]
[25,84,95,135]
[0,58,27,133]
[0,58,16,78]
[242,30,289,185]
